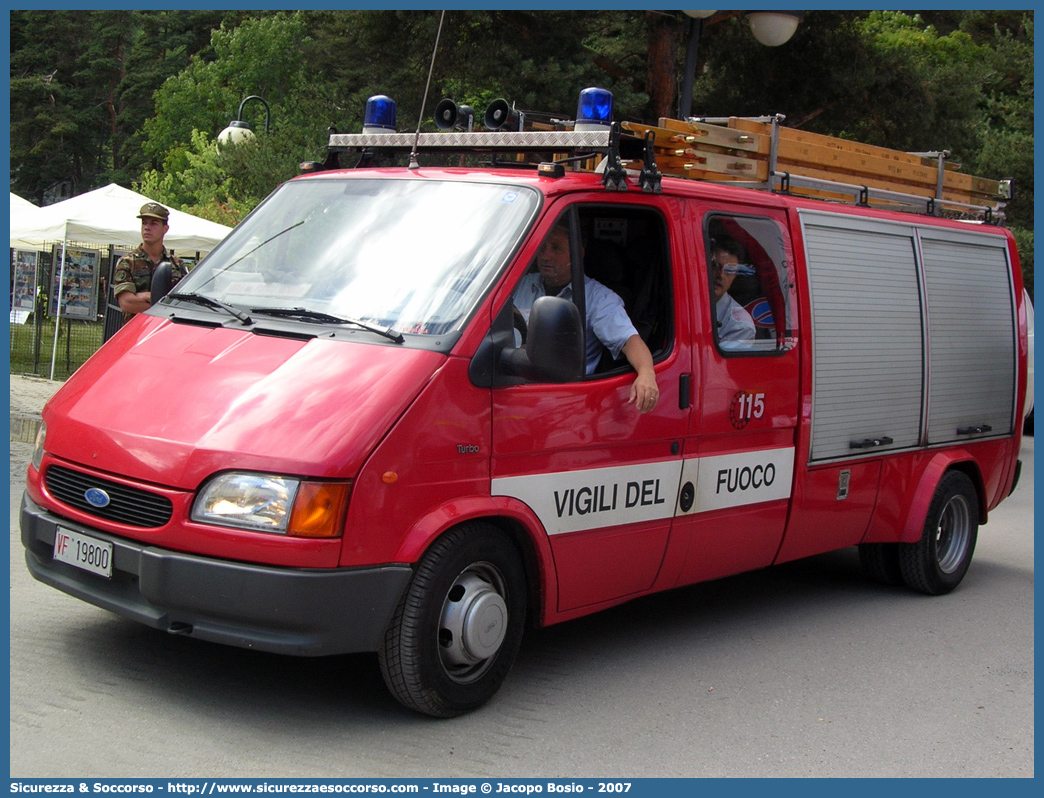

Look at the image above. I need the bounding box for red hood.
[42,317,444,488]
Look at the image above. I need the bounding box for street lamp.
[746,11,804,47]
[678,11,803,118]
[218,95,271,145]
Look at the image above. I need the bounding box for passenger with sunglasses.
[710,238,756,347]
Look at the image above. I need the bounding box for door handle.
[849,436,894,449]
[956,424,992,436]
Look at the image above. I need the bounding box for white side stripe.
[492,461,682,536]
[492,447,794,535]
[679,447,795,515]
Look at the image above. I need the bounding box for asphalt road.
[9,437,1034,778]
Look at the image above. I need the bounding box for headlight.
[31,422,46,471]
[192,472,350,538]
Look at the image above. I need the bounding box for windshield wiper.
[191,221,306,294]
[168,292,253,324]
[249,307,405,343]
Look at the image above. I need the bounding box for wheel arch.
[392,497,558,628]
[900,452,986,544]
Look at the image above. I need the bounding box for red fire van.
[22,91,1028,717]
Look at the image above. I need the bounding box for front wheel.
[378,523,527,717]
[899,471,979,595]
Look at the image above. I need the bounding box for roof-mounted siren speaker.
[484,99,522,131]
[574,87,613,132]
[434,98,475,131]
[362,94,397,134]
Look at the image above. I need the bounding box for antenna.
[409,10,446,170]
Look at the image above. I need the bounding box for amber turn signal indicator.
[288,481,351,537]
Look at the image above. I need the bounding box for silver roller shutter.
[801,213,925,462]
[920,231,1016,443]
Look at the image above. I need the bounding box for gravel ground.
[10,374,64,418]
[10,375,64,457]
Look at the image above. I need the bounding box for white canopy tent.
[8,183,232,253]
[10,193,37,210]
[10,193,44,250]
[10,194,43,322]
[9,184,232,379]
[10,192,39,215]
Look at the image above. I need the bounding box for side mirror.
[501,296,584,383]
[150,261,173,306]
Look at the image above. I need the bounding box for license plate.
[53,527,113,579]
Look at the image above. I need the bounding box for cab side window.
[580,206,672,371]
[507,205,673,382]
[706,214,795,354]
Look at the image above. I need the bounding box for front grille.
[45,465,174,528]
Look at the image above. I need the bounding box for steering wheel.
[512,307,528,345]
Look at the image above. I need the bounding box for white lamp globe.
[218,121,255,146]
[746,11,802,47]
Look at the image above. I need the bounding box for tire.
[378,523,527,717]
[858,542,904,586]
[899,471,979,595]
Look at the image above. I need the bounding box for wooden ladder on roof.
[620,114,1010,220]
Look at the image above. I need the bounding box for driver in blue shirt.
[513,225,659,413]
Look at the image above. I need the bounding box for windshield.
[174,177,540,337]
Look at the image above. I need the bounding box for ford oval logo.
[84,488,111,508]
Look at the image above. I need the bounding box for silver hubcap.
[936,494,971,574]
[438,564,508,683]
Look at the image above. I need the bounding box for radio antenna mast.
[409,10,446,170]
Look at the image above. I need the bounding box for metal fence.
[10,239,126,380]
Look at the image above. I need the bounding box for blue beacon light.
[574,87,613,132]
[363,95,397,133]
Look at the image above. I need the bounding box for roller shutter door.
[801,214,924,462]
[920,231,1016,443]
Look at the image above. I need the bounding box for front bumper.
[21,492,412,656]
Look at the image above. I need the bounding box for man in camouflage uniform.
[112,202,187,318]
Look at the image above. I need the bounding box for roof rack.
[319,114,1009,223]
[623,114,1009,223]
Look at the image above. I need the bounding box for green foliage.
[859,11,985,151]
[118,10,240,179]
[139,126,306,226]
[693,11,989,153]
[136,9,658,216]
[300,11,648,135]
[688,9,1032,287]
[691,11,869,124]
[1010,228,1033,300]
[10,8,1032,282]
[9,10,239,202]
[143,13,330,164]
[958,12,1034,291]
[10,10,108,197]
[135,12,346,221]
[139,130,242,226]
[965,15,1034,227]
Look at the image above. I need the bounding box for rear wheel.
[899,471,979,595]
[378,523,527,717]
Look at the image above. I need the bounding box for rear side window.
[705,214,796,354]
